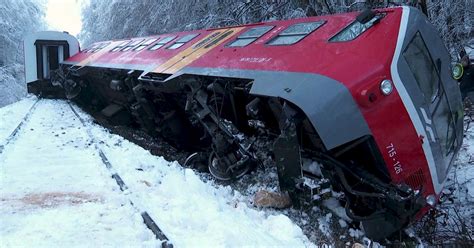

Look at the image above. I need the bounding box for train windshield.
[403,32,457,182]
[330,13,384,42]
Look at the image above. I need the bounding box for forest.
[78,0,472,58]
[0,0,46,106]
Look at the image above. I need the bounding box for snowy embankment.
[0,66,27,108]
[0,97,312,247]
[455,123,474,202]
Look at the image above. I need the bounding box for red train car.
[24,6,464,240]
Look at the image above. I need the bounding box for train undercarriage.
[29,65,426,240]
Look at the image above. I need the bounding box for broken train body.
[24,7,464,240]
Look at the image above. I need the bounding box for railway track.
[1,100,172,247]
[0,99,40,155]
[68,102,172,248]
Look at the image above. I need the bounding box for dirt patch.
[253,190,292,209]
[17,192,103,208]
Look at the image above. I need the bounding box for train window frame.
[110,40,132,52]
[93,42,111,53]
[226,26,274,47]
[133,38,158,51]
[403,32,442,104]
[84,43,110,53]
[166,33,199,50]
[121,39,145,52]
[267,21,325,46]
[82,44,93,53]
[329,13,385,42]
[192,31,222,49]
[148,36,177,51]
[82,44,97,53]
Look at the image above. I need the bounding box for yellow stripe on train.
[153,27,244,74]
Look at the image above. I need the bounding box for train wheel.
[183,152,209,172]
[208,151,251,181]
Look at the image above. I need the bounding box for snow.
[0,67,27,108]
[322,197,350,222]
[0,95,36,141]
[0,99,313,247]
[0,0,47,107]
[73,102,313,247]
[455,121,474,199]
[317,213,332,237]
[1,99,159,247]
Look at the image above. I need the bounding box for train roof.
[64,7,404,87]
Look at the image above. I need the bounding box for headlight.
[452,63,464,80]
[426,194,436,206]
[380,79,393,96]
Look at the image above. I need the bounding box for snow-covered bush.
[0,0,46,107]
[0,66,25,106]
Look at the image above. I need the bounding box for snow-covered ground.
[0,97,312,247]
[0,96,37,142]
[0,98,160,247]
[455,119,474,202]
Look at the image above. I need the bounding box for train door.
[47,46,60,74]
[35,40,69,80]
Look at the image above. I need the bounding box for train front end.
[348,6,464,238]
[389,7,464,198]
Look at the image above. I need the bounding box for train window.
[329,13,385,42]
[267,21,325,46]
[227,26,274,47]
[403,32,440,104]
[91,42,110,53]
[149,36,177,51]
[167,34,199,49]
[431,92,456,181]
[110,40,131,52]
[432,97,456,153]
[404,32,456,182]
[121,39,145,52]
[133,38,158,51]
[82,44,97,53]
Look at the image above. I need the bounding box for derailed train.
[24,7,464,240]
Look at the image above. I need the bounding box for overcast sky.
[45,0,83,36]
